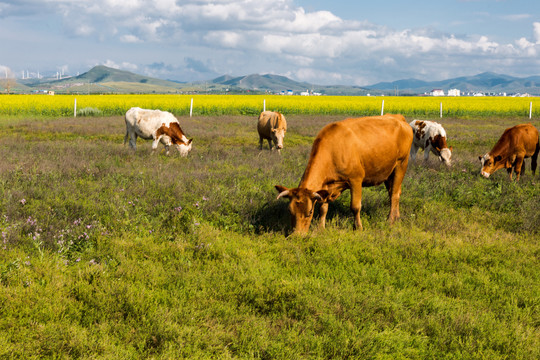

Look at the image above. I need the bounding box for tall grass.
[0,114,539,358]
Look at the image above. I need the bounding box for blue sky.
[1,0,539,85]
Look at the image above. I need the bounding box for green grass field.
[0,113,539,359]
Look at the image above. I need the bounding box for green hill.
[16,65,370,95]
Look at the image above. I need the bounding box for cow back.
[301,114,412,188]
[258,111,286,136]
[490,123,539,158]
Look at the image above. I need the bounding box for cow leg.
[514,156,525,181]
[507,167,514,181]
[387,161,408,223]
[318,202,329,229]
[349,182,363,230]
[259,137,264,150]
[424,144,432,162]
[129,133,137,150]
[151,136,161,153]
[267,139,273,150]
[409,145,418,162]
[532,143,539,175]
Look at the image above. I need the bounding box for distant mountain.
[209,73,371,95]
[74,65,159,84]
[16,65,540,95]
[17,65,188,93]
[211,73,313,92]
[45,65,184,90]
[366,72,540,95]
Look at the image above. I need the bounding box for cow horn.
[276,190,290,200]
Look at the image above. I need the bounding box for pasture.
[0,110,539,358]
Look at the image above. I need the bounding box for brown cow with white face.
[275,114,413,234]
[479,123,539,181]
[257,111,287,153]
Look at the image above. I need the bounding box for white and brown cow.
[409,120,453,166]
[479,123,539,181]
[257,111,287,153]
[124,107,192,156]
[275,114,413,234]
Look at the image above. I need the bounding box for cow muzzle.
[481,171,490,178]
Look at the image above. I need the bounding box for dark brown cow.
[275,114,413,234]
[479,123,539,181]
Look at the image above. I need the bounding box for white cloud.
[501,14,531,21]
[289,67,344,84]
[74,24,94,36]
[282,8,342,33]
[3,0,540,84]
[102,60,138,72]
[120,34,141,43]
[534,22,540,44]
[475,36,499,52]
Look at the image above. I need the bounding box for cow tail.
[532,135,540,175]
[123,114,128,145]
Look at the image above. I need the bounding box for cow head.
[271,127,286,150]
[478,153,505,178]
[438,146,453,166]
[175,138,193,157]
[275,185,328,234]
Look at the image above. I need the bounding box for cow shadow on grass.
[252,190,387,235]
[251,201,291,235]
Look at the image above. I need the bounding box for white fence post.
[74,98,77,117]
[381,100,384,116]
[440,102,443,118]
[190,98,193,117]
[263,99,266,112]
[530,102,533,119]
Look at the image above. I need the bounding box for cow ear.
[449,146,453,152]
[478,155,482,161]
[187,138,193,145]
[271,128,277,133]
[275,185,290,199]
[313,190,330,202]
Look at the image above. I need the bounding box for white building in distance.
[447,89,461,96]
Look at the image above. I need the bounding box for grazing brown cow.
[479,123,539,181]
[275,114,413,234]
[257,111,287,153]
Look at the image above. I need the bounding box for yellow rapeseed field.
[0,94,538,118]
